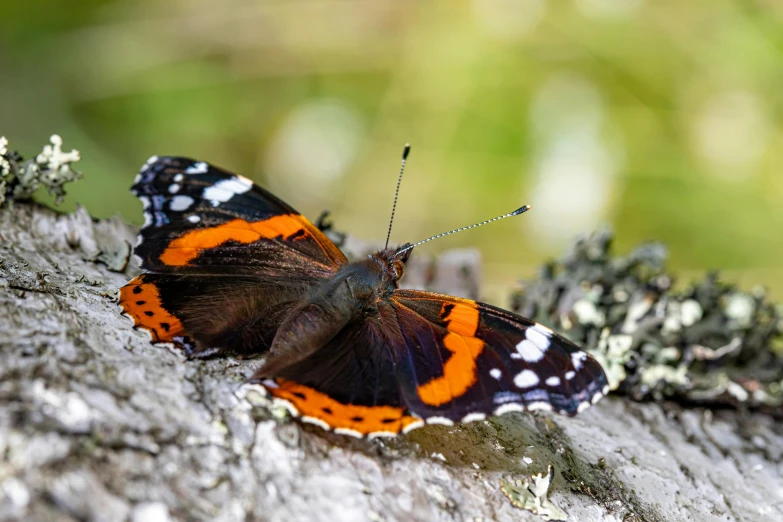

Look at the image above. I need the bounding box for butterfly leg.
[185,345,226,360]
[314,210,333,231]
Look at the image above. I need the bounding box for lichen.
[0,134,82,207]
[499,466,567,521]
[511,228,783,414]
[0,137,13,206]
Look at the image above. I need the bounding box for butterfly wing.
[119,272,312,357]
[388,290,609,421]
[120,156,347,356]
[258,289,608,437]
[260,321,422,438]
[132,156,347,276]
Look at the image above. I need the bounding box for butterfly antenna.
[395,204,532,257]
[385,144,411,249]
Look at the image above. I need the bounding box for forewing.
[132,156,347,276]
[387,290,609,423]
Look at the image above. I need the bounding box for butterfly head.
[345,246,412,302]
[376,244,413,284]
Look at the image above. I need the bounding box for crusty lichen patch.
[0,134,82,207]
[512,228,783,414]
[499,466,567,521]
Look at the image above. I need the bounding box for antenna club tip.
[402,144,411,159]
[512,204,532,216]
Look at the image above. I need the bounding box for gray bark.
[1,202,781,522]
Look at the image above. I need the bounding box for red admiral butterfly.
[120,149,609,438]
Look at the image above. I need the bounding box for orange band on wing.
[159,215,306,266]
[119,276,186,342]
[417,302,484,407]
[441,300,480,336]
[269,380,420,436]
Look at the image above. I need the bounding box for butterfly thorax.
[253,246,411,378]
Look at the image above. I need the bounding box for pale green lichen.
[640,364,689,390]
[724,293,755,329]
[512,228,783,414]
[590,330,633,391]
[573,299,606,327]
[0,137,12,205]
[0,134,82,207]
[499,466,567,521]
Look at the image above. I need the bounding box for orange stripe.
[416,302,483,407]
[159,215,306,266]
[119,276,185,342]
[269,380,420,435]
[442,301,480,336]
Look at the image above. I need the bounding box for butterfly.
[120,152,609,438]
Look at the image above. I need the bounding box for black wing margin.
[131,156,347,277]
[386,290,609,423]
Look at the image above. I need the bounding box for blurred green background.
[2,0,782,304]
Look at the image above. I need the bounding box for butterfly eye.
[392,260,406,279]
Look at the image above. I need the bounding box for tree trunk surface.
[1,202,781,522]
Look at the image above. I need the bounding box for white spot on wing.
[139,196,151,210]
[174,173,184,182]
[145,155,159,165]
[333,428,363,438]
[272,398,299,417]
[461,413,487,423]
[494,403,525,416]
[565,371,576,380]
[571,351,588,370]
[577,401,591,413]
[531,323,553,336]
[489,368,502,380]
[514,369,540,389]
[425,416,454,426]
[119,311,136,327]
[169,195,194,211]
[185,161,208,174]
[493,391,522,404]
[142,212,152,228]
[187,215,201,223]
[368,431,397,439]
[402,419,425,434]
[203,177,252,204]
[301,416,330,431]
[545,376,561,387]
[515,339,545,363]
[526,401,553,412]
[526,327,550,350]
[168,183,180,193]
